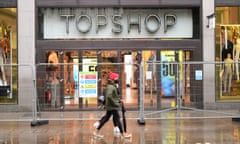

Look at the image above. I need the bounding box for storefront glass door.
[121,51,140,109]
[159,50,191,109]
[39,49,192,111]
[142,50,191,110]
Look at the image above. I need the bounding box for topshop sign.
[43,8,193,39]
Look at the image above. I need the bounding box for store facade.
[35,0,203,111]
[6,0,240,112]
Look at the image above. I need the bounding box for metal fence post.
[138,62,145,125]
[31,64,48,126]
[31,64,37,124]
[176,63,181,110]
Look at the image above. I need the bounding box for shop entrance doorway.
[141,50,192,110]
[39,50,140,110]
[158,50,192,109]
[38,49,192,111]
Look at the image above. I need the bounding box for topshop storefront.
[2,0,240,111]
[36,0,202,111]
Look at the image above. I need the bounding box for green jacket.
[105,83,120,111]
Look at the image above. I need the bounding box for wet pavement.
[0,111,240,144]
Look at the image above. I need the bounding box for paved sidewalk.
[0,110,240,143]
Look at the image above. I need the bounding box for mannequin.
[233,38,240,80]
[223,53,234,94]
[47,51,60,84]
[146,51,156,91]
[0,38,9,86]
[0,46,6,85]
[46,51,60,107]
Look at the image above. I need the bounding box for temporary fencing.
[1,62,240,123]
[0,64,35,122]
[34,61,240,122]
[139,61,240,122]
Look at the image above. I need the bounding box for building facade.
[0,0,239,112]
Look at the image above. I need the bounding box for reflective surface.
[0,112,240,144]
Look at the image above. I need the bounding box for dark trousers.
[97,109,123,133]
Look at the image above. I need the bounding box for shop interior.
[41,50,192,110]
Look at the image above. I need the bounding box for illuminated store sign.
[43,8,193,39]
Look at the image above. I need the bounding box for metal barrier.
[32,61,240,122]
[139,61,240,122]
[1,62,240,123]
[0,64,35,121]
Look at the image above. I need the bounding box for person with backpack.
[93,71,131,139]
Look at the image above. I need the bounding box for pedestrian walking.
[93,71,131,139]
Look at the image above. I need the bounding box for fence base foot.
[31,120,49,126]
[137,119,145,125]
[232,118,240,121]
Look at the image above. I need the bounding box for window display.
[216,7,240,100]
[0,8,17,104]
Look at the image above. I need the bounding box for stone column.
[18,0,35,111]
[202,0,215,109]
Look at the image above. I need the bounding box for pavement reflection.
[0,116,240,143]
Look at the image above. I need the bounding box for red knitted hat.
[109,72,119,80]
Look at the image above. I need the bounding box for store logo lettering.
[60,13,177,34]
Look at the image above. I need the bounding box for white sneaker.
[113,127,120,133]
[93,131,104,138]
[93,121,99,129]
[113,127,121,137]
[122,133,132,139]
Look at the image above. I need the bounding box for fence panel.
[141,61,240,121]
[1,62,239,122]
[0,64,35,121]
[33,61,240,121]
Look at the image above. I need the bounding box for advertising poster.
[160,51,176,97]
[160,51,183,97]
[79,72,98,98]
